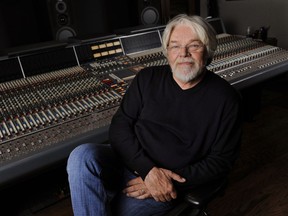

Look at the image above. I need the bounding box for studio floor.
[1,74,288,216]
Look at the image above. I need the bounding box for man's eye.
[191,44,200,48]
[171,46,180,49]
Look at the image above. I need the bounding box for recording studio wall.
[0,0,53,52]
[200,0,288,49]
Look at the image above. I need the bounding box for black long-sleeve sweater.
[109,65,242,190]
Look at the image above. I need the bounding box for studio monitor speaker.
[138,0,164,25]
[47,0,76,41]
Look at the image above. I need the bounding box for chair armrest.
[184,179,227,207]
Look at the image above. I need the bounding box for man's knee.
[67,143,98,175]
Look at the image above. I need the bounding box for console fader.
[1,29,288,186]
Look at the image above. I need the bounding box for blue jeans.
[67,143,176,216]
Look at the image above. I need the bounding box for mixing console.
[208,34,288,88]
[1,29,288,186]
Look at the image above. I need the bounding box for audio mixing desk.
[1,29,288,187]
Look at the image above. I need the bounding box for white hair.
[162,14,217,65]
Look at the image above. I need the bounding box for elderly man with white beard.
[67,14,242,216]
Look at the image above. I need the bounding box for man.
[67,14,242,216]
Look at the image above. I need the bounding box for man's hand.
[123,176,152,199]
[144,167,186,202]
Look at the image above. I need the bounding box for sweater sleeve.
[174,93,242,189]
[109,70,156,179]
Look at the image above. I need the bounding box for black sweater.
[109,65,242,190]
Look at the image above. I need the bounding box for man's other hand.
[144,167,186,202]
[123,176,152,199]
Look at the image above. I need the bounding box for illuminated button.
[109,50,116,55]
[99,44,106,49]
[101,51,109,56]
[91,45,99,50]
[113,41,120,46]
[93,53,101,58]
[106,42,113,47]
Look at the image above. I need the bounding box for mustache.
[175,58,194,64]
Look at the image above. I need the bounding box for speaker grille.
[141,6,159,25]
[56,27,76,41]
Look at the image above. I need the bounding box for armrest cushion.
[184,179,227,207]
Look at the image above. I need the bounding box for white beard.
[171,58,203,83]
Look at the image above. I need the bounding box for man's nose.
[179,47,190,57]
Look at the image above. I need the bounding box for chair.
[165,179,227,216]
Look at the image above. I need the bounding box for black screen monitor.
[206,17,227,34]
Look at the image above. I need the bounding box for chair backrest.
[184,179,227,207]
[165,179,227,216]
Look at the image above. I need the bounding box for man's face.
[167,24,206,85]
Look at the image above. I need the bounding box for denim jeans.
[67,143,176,216]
